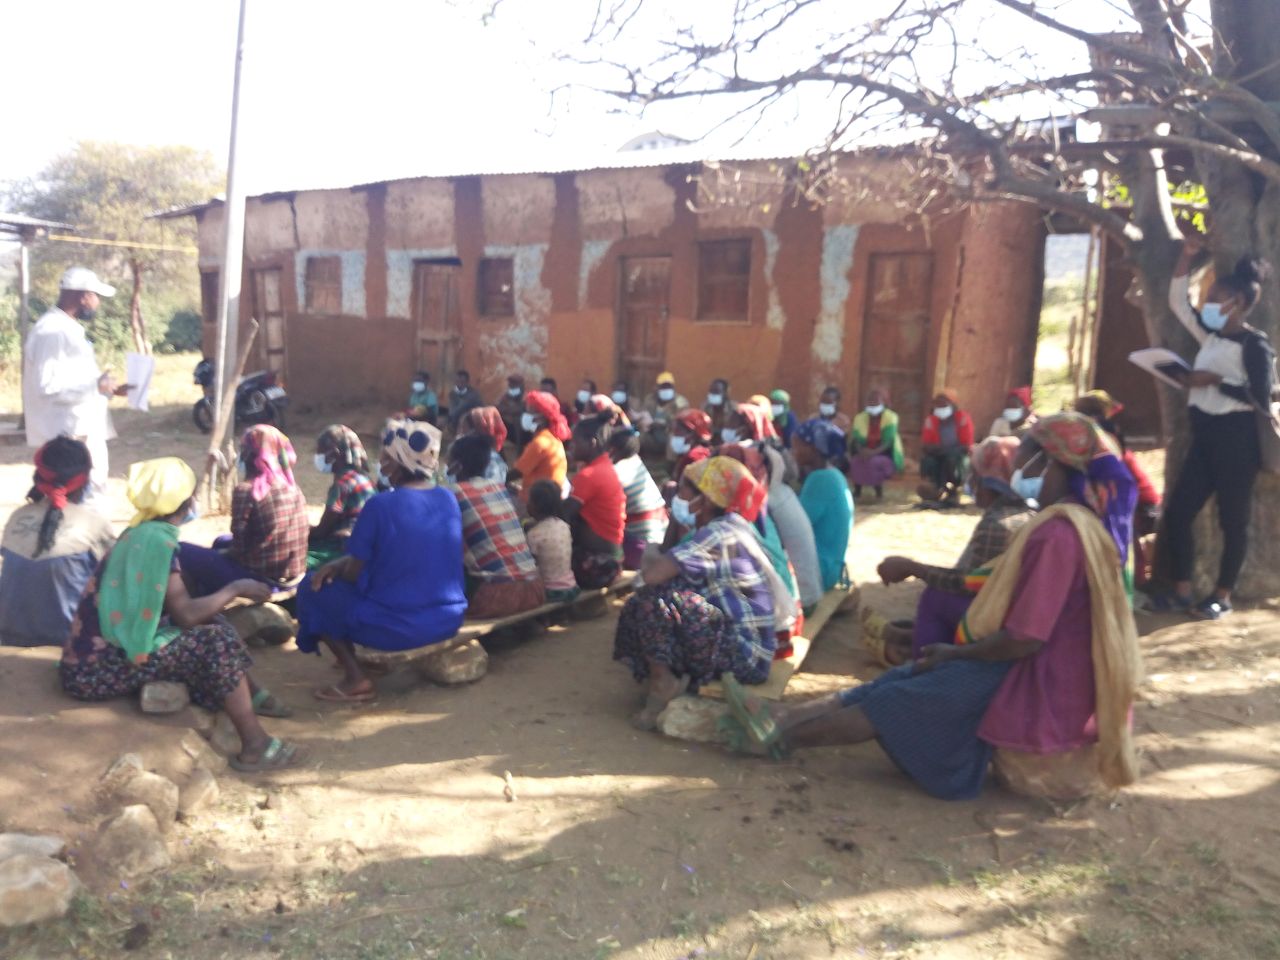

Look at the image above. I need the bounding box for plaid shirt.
[917,497,1034,593]
[452,478,539,582]
[326,469,376,532]
[671,512,776,668]
[229,482,310,582]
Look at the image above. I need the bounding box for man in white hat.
[23,267,129,498]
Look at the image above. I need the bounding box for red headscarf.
[589,394,631,427]
[34,445,88,510]
[696,456,767,523]
[1007,386,1033,410]
[734,402,778,442]
[465,406,508,452]
[674,408,713,442]
[525,391,572,442]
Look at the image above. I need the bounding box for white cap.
[59,267,115,297]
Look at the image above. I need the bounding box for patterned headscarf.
[1076,389,1124,419]
[719,442,769,487]
[734,402,779,442]
[241,425,298,502]
[970,436,1021,487]
[525,391,572,441]
[318,424,369,475]
[696,455,766,523]
[794,417,846,461]
[674,408,713,442]
[464,406,509,452]
[589,394,632,427]
[126,457,198,528]
[382,417,442,479]
[682,457,710,489]
[1030,413,1137,560]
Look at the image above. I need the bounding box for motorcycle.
[192,358,289,434]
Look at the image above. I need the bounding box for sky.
[3,0,1211,200]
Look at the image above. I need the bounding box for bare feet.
[631,669,685,730]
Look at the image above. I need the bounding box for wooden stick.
[197,318,258,510]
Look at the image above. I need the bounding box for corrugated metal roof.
[0,212,74,233]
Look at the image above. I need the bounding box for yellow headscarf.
[126,458,197,528]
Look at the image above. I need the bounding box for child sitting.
[524,479,578,603]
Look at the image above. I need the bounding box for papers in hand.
[1128,348,1191,389]
[125,352,155,411]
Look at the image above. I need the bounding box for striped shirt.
[612,455,669,545]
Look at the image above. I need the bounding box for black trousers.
[1164,409,1260,590]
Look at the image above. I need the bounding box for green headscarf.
[769,389,790,416]
[98,522,183,664]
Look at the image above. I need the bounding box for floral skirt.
[60,621,251,711]
[613,580,769,688]
[467,577,546,620]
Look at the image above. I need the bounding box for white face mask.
[706,392,724,406]
[314,453,333,474]
[819,402,837,417]
[865,403,885,416]
[721,427,739,444]
[657,387,675,402]
[521,412,539,434]
[1009,451,1045,506]
[577,389,591,405]
[1002,406,1024,423]
[454,384,468,394]
[933,405,954,420]
[670,496,697,528]
[411,381,426,392]
[670,435,691,455]
[771,403,785,418]
[507,387,522,397]
[611,390,628,404]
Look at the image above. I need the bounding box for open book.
[1128,348,1191,389]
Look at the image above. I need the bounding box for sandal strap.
[251,688,273,709]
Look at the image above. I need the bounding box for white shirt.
[23,308,115,447]
[1168,276,1256,416]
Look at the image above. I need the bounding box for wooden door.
[250,268,286,376]
[618,256,671,396]
[411,261,463,387]
[860,253,934,446]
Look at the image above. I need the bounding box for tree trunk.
[128,258,149,355]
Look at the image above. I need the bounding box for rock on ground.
[177,768,220,817]
[140,681,190,715]
[0,854,80,928]
[95,806,170,879]
[418,639,489,685]
[0,835,64,863]
[98,753,144,798]
[657,696,732,745]
[180,730,228,774]
[223,603,296,647]
[116,771,179,832]
[206,712,241,757]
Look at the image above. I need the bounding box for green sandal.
[720,677,790,759]
[251,688,293,718]
[229,737,302,773]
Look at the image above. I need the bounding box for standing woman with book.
[1159,236,1277,619]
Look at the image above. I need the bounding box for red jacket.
[921,410,975,448]
[1123,450,1161,508]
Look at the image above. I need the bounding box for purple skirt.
[848,453,896,487]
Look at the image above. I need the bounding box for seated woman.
[563,415,626,588]
[447,434,545,618]
[308,425,376,569]
[988,386,1037,438]
[722,414,1141,801]
[608,427,669,569]
[919,389,975,504]
[510,390,571,502]
[458,406,510,482]
[816,385,852,432]
[848,387,904,500]
[722,401,778,447]
[669,409,713,481]
[769,390,798,448]
[0,438,116,647]
[876,436,1033,665]
[794,418,855,592]
[59,457,300,772]
[587,392,632,427]
[525,479,579,603]
[614,456,781,729]
[179,425,310,596]
[296,419,467,702]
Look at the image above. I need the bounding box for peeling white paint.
[385,247,457,317]
[812,225,859,365]
[479,243,551,381]
[579,239,611,309]
[761,229,786,331]
[294,250,366,317]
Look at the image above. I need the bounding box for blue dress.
[799,466,854,590]
[296,487,467,652]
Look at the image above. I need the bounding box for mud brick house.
[165,150,1049,450]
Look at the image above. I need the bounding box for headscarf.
[33,443,88,510]
[939,387,961,407]
[588,394,632,427]
[382,417,442,478]
[1030,413,1137,560]
[525,390,572,441]
[719,442,769,487]
[696,455,766,523]
[318,424,369,475]
[1008,386,1033,411]
[682,457,710,488]
[1077,389,1124,419]
[126,457,198,528]
[970,436,1021,491]
[735,402,778,442]
[464,406,509,452]
[674,408,713,442]
[794,417,846,461]
[769,389,790,414]
[241,425,297,502]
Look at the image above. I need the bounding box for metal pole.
[212,0,250,468]
[16,235,29,432]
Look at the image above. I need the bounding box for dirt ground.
[1,365,1279,960]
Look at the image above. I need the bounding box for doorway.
[249,267,286,376]
[617,256,671,396]
[859,252,934,446]
[411,260,463,389]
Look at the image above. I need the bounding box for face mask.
[180,502,200,525]
[670,435,691,455]
[721,427,739,444]
[1201,302,1229,332]
[314,453,333,474]
[521,412,539,434]
[412,381,426,393]
[865,403,885,416]
[507,387,522,397]
[576,390,591,405]
[670,496,696,528]
[75,306,97,322]
[454,384,467,394]
[1002,406,1024,423]
[611,390,628,404]
[933,405,954,420]
[1010,453,1045,506]
[771,403,786,418]
[707,392,726,407]
[658,387,675,402]
[819,402,837,417]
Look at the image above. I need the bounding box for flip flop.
[251,688,293,718]
[720,676,789,759]
[229,737,304,773]
[312,684,377,703]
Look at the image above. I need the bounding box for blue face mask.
[1201,302,1229,332]
[670,496,697,528]
[1010,454,1045,506]
[180,502,200,525]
